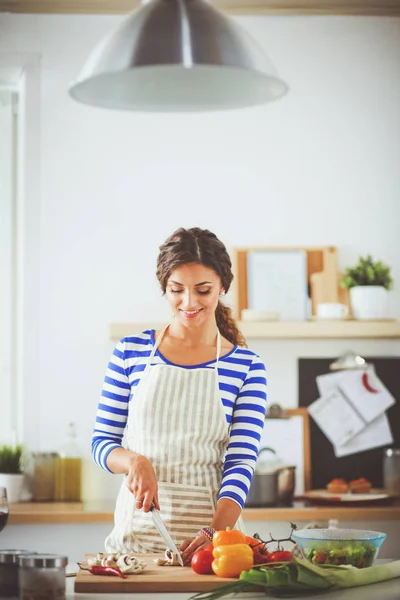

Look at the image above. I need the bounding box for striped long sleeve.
[218,353,267,508]
[91,340,130,471]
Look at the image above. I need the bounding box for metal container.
[383,448,400,494]
[18,554,68,600]
[245,447,296,507]
[0,550,34,599]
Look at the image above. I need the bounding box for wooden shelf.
[9,501,400,525]
[4,0,400,16]
[110,320,400,340]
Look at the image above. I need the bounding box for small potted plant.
[0,444,24,503]
[340,255,393,320]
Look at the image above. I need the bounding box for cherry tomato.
[191,550,214,575]
[269,550,293,562]
[314,551,327,564]
[244,536,271,565]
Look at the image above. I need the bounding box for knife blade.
[150,503,184,567]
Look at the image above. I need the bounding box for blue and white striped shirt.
[92,330,267,509]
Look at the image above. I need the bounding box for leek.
[189,558,400,600]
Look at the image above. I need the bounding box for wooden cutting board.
[74,554,237,593]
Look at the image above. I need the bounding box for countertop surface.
[66,573,400,600]
[9,500,400,524]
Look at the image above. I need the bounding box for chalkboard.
[298,357,400,490]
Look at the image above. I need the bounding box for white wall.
[0,14,399,498]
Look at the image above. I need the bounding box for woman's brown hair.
[156,227,247,347]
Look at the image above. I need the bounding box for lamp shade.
[69,0,288,112]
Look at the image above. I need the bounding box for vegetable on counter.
[209,527,254,578]
[77,563,128,579]
[211,544,254,578]
[188,557,400,600]
[191,550,214,575]
[83,552,147,574]
[212,528,247,547]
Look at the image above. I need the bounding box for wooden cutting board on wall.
[75,554,237,593]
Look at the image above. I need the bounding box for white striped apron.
[105,325,245,553]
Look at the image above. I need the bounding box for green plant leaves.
[340,255,392,290]
[0,444,23,473]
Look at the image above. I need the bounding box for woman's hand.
[126,454,160,513]
[180,535,212,566]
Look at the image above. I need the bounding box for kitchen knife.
[150,503,184,567]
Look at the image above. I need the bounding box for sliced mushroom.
[117,554,147,574]
[87,553,105,567]
[153,549,182,567]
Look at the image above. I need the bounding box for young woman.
[92,227,267,565]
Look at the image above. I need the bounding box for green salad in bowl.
[292,528,386,568]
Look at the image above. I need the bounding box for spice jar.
[18,554,68,600]
[32,453,58,501]
[0,550,35,599]
[383,448,400,494]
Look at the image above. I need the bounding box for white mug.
[317,303,349,320]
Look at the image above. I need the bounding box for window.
[0,90,18,444]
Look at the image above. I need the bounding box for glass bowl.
[292,528,387,568]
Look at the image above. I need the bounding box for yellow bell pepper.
[212,543,254,578]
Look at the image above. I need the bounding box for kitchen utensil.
[292,528,386,568]
[150,504,184,566]
[316,303,349,320]
[245,447,296,507]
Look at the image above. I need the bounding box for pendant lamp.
[68,0,288,112]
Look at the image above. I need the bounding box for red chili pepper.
[77,562,127,579]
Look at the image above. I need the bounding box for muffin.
[327,478,348,494]
[349,478,371,494]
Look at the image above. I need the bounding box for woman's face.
[165,263,223,328]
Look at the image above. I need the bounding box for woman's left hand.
[179,535,212,566]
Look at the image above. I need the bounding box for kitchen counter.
[9,500,400,524]
[66,574,400,600]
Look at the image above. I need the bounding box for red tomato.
[244,536,271,565]
[314,551,327,564]
[191,550,214,575]
[269,550,293,563]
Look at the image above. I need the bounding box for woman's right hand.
[126,453,160,513]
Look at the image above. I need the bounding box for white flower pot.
[0,473,24,503]
[350,286,389,320]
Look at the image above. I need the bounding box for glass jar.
[32,453,58,501]
[383,448,400,494]
[0,550,34,599]
[18,554,68,600]
[54,423,82,502]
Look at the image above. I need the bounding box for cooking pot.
[245,447,296,507]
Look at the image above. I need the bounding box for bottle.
[328,519,339,529]
[54,423,82,501]
[32,452,58,501]
[383,448,400,494]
